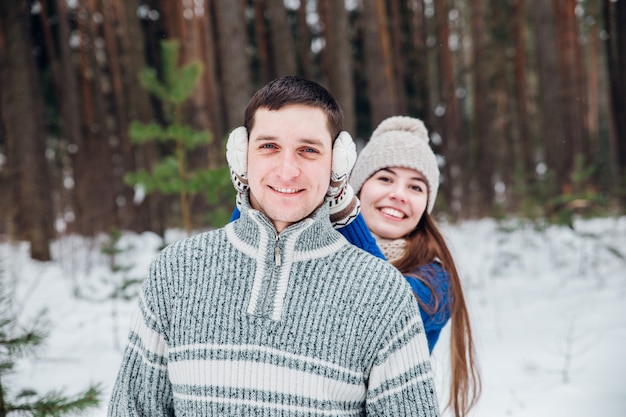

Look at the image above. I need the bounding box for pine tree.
[124,40,231,233]
[0,258,101,416]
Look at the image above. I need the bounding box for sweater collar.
[232,190,341,252]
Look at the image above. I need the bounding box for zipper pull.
[274,235,281,266]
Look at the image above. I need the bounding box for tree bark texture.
[295,0,314,80]
[529,0,568,192]
[265,0,297,77]
[0,0,54,260]
[214,0,253,128]
[319,0,356,135]
[117,0,167,234]
[603,0,626,195]
[253,0,272,85]
[553,0,589,192]
[0,0,621,255]
[470,0,494,216]
[361,0,398,126]
[434,0,464,217]
[72,0,120,235]
[512,0,534,190]
[490,0,516,208]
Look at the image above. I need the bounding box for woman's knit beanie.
[350,116,440,213]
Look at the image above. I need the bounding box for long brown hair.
[393,213,481,417]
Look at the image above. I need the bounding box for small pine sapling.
[125,39,231,233]
[0,259,101,416]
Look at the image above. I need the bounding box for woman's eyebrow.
[383,167,427,182]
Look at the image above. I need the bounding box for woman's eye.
[377,176,391,183]
[410,185,424,192]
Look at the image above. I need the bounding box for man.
[109,76,440,416]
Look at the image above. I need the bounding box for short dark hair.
[244,76,344,141]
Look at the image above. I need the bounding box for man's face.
[247,104,333,233]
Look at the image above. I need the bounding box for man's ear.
[226,126,249,194]
[327,131,357,198]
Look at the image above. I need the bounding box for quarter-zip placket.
[259,233,282,317]
[274,234,281,266]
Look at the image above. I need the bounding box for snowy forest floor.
[3,216,626,416]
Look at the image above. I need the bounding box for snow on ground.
[3,216,626,416]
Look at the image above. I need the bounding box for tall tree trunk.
[404,0,430,120]
[587,10,611,195]
[72,0,119,235]
[586,0,600,153]
[512,0,534,195]
[253,0,272,84]
[529,0,567,194]
[361,0,398,126]
[214,0,253,128]
[387,0,406,114]
[319,0,356,135]
[54,0,82,152]
[0,0,54,260]
[489,1,516,212]
[159,0,186,46]
[603,0,626,200]
[553,0,589,192]
[265,0,297,77]
[101,0,137,228]
[186,4,213,132]
[0,28,8,237]
[182,2,218,224]
[584,0,612,194]
[38,0,60,90]
[295,0,314,80]
[119,0,167,234]
[198,0,225,160]
[40,0,80,231]
[434,0,463,217]
[470,0,493,216]
[351,6,369,138]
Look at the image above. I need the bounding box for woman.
[228,115,481,416]
[340,116,481,417]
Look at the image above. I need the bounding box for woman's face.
[359,167,428,239]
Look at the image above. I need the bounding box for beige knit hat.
[350,116,440,213]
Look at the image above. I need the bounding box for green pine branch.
[124,38,234,233]
[6,385,100,417]
[1,264,101,417]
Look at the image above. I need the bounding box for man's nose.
[275,151,301,179]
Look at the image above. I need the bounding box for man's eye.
[302,147,319,154]
[260,143,277,149]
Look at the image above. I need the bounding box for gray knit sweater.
[108,197,440,416]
